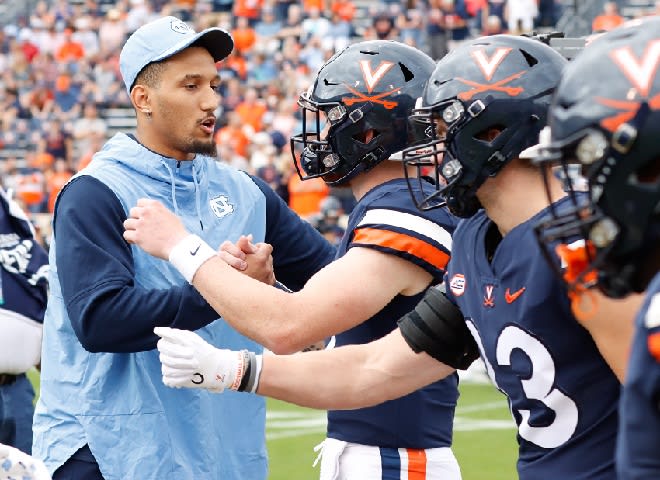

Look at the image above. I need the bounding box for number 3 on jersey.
[466,321,578,449]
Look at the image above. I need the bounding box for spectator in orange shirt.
[234,0,263,25]
[592,2,625,32]
[287,160,329,219]
[214,111,250,158]
[224,50,248,80]
[303,0,326,14]
[15,170,46,214]
[29,152,55,171]
[231,16,257,54]
[46,158,74,213]
[331,0,356,22]
[235,87,267,133]
[55,27,85,63]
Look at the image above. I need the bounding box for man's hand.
[123,199,190,260]
[218,235,275,285]
[154,327,246,393]
[0,443,51,480]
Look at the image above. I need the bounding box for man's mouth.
[200,117,216,135]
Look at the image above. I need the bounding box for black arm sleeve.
[398,285,480,370]
[249,175,336,291]
[54,176,219,353]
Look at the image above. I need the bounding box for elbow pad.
[398,285,480,370]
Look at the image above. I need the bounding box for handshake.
[154,327,262,394]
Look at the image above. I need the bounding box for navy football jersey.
[617,272,660,479]
[445,197,620,479]
[327,178,461,448]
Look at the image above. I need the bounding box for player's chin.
[188,138,217,157]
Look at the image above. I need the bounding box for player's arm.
[56,177,220,353]
[125,199,433,354]
[573,289,643,382]
[153,328,453,410]
[153,284,478,408]
[259,285,478,408]
[258,329,452,409]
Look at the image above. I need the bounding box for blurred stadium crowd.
[0,0,657,245]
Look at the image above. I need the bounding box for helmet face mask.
[530,18,660,297]
[290,94,348,183]
[290,41,436,186]
[403,34,567,217]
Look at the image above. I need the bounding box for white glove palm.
[0,443,51,480]
[154,327,246,393]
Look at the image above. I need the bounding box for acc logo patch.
[450,273,466,297]
[210,195,234,218]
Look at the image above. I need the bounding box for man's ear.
[131,85,152,117]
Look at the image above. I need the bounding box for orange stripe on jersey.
[406,448,427,480]
[353,227,450,271]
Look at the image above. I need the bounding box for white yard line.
[266,400,516,441]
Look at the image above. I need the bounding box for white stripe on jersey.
[357,209,453,251]
[399,448,408,480]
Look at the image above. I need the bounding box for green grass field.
[28,371,518,479]
[266,380,518,480]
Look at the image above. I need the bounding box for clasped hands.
[123,198,275,285]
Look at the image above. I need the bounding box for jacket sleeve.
[249,175,336,291]
[53,175,220,353]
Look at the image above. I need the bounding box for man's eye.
[185,84,197,90]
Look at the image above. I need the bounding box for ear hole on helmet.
[475,126,504,142]
[519,49,539,67]
[399,62,414,82]
[353,129,379,144]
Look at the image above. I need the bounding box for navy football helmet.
[402,34,567,217]
[290,40,436,186]
[532,17,660,298]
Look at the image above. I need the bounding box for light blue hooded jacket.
[33,133,335,479]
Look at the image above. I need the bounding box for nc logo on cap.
[170,19,193,34]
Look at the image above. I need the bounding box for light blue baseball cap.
[119,16,234,94]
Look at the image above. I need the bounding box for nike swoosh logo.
[190,244,201,256]
[505,287,526,304]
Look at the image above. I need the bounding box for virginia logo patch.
[483,284,495,307]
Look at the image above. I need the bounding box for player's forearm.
[192,256,318,354]
[577,291,643,382]
[256,330,453,410]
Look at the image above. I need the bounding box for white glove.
[0,443,51,480]
[154,327,247,393]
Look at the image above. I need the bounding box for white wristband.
[168,234,217,283]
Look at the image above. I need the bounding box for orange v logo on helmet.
[456,48,525,101]
[342,60,400,109]
[596,40,660,132]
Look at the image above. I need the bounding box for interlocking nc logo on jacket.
[342,60,401,109]
[598,40,660,132]
[457,48,526,101]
